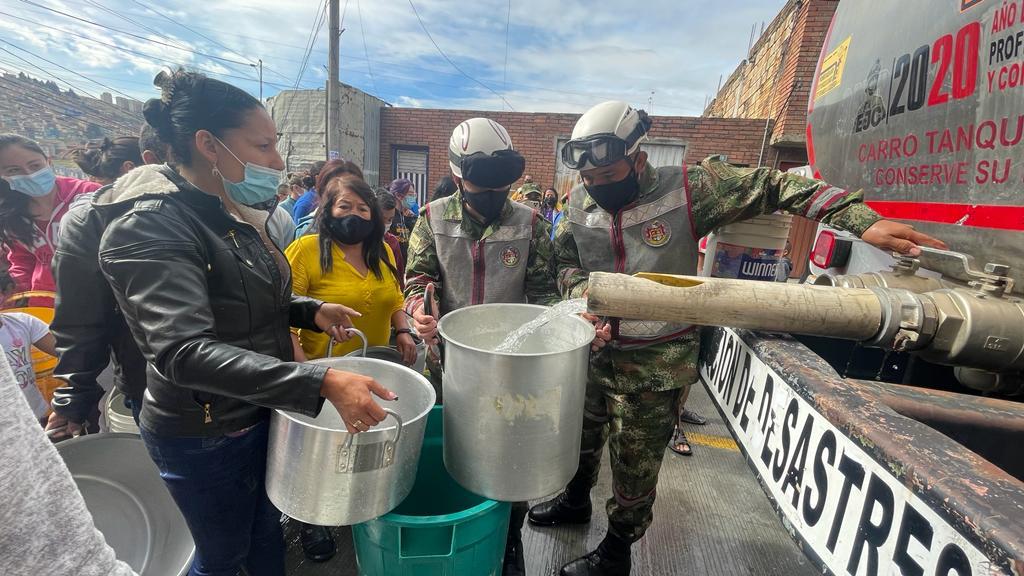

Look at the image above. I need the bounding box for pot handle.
[336,408,404,473]
[327,328,368,358]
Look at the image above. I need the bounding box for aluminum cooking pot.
[437,303,593,501]
[57,433,194,576]
[266,333,435,526]
[342,329,427,375]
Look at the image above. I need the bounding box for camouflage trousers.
[566,336,699,543]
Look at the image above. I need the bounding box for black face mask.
[462,186,509,224]
[327,214,375,244]
[544,196,557,208]
[585,167,640,214]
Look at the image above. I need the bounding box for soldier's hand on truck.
[582,312,613,351]
[315,302,362,343]
[320,369,397,434]
[860,219,948,257]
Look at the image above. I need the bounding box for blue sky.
[0,0,787,115]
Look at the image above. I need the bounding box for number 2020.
[890,21,980,117]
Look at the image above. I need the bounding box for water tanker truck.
[589,1,1024,574]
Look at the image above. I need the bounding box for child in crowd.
[0,270,56,423]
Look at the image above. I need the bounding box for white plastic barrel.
[701,213,793,281]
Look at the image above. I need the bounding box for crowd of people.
[0,68,946,576]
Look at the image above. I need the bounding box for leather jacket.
[50,187,149,424]
[96,165,328,436]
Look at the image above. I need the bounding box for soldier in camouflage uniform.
[403,117,559,576]
[529,101,947,576]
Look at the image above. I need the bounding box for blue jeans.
[123,396,142,426]
[140,421,285,576]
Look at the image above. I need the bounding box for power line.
[15,0,697,113]
[0,43,100,100]
[406,0,515,111]
[503,0,511,110]
[81,0,193,53]
[355,0,378,96]
[0,80,139,134]
[295,0,329,89]
[0,39,136,101]
[0,10,317,94]
[17,0,252,67]
[125,0,294,86]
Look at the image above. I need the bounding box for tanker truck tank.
[806,0,1024,295]
[792,0,1024,394]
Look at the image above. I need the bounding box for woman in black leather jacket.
[96,69,395,576]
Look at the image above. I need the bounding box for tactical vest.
[567,165,698,348]
[428,197,536,315]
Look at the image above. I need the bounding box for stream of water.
[493,298,588,353]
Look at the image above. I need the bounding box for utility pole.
[326,0,340,160]
[251,58,263,102]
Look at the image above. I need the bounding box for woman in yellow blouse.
[286,165,416,364]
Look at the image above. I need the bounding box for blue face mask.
[213,137,283,206]
[404,195,417,208]
[6,166,56,198]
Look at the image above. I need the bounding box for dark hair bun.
[142,98,172,138]
[142,67,261,166]
[72,145,104,175]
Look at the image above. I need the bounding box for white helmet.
[448,118,525,187]
[562,101,651,171]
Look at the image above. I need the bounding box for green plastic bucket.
[353,406,510,576]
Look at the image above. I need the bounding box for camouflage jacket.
[556,156,882,392]
[404,190,559,313]
[554,156,882,299]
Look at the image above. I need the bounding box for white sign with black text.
[699,329,1001,576]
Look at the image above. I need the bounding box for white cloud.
[395,95,425,108]
[2,0,788,114]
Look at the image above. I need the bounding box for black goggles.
[450,149,526,189]
[560,111,652,170]
[561,136,631,171]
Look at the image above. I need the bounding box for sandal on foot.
[668,427,693,456]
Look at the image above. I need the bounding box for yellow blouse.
[286,234,403,359]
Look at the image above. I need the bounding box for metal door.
[393,147,428,206]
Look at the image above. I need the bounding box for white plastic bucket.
[702,213,793,281]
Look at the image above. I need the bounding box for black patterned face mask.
[327,214,375,244]
[462,186,510,224]
[585,167,640,214]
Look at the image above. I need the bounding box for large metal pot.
[437,303,594,501]
[57,433,194,576]
[341,327,428,375]
[266,355,435,526]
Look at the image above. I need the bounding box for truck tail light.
[811,230,852,269]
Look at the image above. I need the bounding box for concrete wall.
[378,107,773,191]
[270,85,387,180]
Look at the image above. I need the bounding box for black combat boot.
[560,533,631,576]
[299,523,336,562]
[527,488,592,526]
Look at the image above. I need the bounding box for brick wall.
[703,0,839,277]
[378,107,772,190]
[705,0,838,151]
